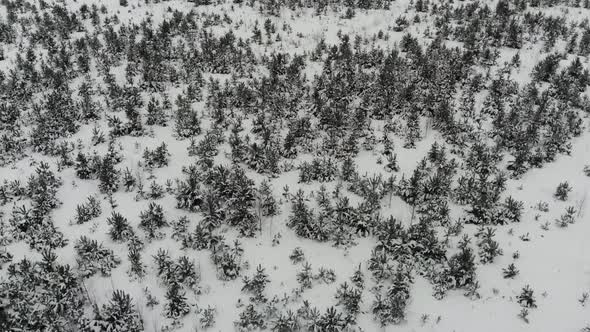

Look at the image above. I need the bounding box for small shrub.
[289,247,305,264]
[554,182,572,201]
[74,236,121,278]
[517,285,537,308]
[74,196,102,224]
[502,263,519,279]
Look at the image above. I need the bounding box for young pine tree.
[139,203,167,240]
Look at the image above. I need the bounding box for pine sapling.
[350,264,365,289]
[242,264,270,303]
[164,282,190,319]
[297,262,314,290]
[290,247,305,264]
[334,282,362,316]
[554,181,572,201]
[198,305,217,329]
[517,285,537,308]
[518,308,530,323]
[503,263,520,279]
[128,246,145,279]
[579,292,589,306]
[316,267,337,284]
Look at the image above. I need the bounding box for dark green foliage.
[74,196,101,224]
[555,205,577,227]
[372,266,411,326]
[78,80,99,122]
[0,255,86,331]
[236,304,266,331]
[554,181,572,201]
[10,163,67,250]
[335,282,362,315]
[221,166,259,236]
[107,211,134,242]
[499,196,524,224]
[287,190,326,240]
[289,247,305,264]
[297,262,314,290]
[503,263,519,279]
[175,95,201,138]
[122,168,136,191]
[350,264,364,289]
[317,307,350,331]
[198,305,216,329]
[532,53,561,82]
[153,250,199,290]
[476,227,503,264]
[75,152,92,179]
[341,156,357,181]
[2,2,590,330]
[257,179,279,217]
[139,203,167,240]
[271,310,300,331]
[30,89,80,153]
[164,282,190,319]
[81,290,143,332]
[143,142,170,168]
[8,205,68,251]
[299,157,338,183]
[146,97,167,126]
[98,153,120,194]
[27,162,62,215]
[0,249,13,269]
[447,235,477,288]
[74,236,121,278]
[211,240,243,281]
[517,285,537,308]
[242,264,270,303]
[175,166,203,212]
[128,246,145,279]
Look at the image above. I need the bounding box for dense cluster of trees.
[0,0,587,329]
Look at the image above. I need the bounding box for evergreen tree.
[164,282,190,319]
[82,290,143,332]
[75,152,92,179]
[334,282,362,315]
[74,196,102,224]
[107,211,134,242]
[517,285,537,308]
[128,247,145,279]
[122,168,136,191]
[447,235,477,288]
[554,181,572,201]
[98,153,120,194]
[139,203,167,240]
[175,95,201,138]
[341,156,357,182]
[0,256,86,331]
[241,264,270,303]
[146,97,167,126]
[476,227,503,264]
[257,179,278,218]
[236,304,266,331]
[502,263,519,279]
[74,236,121,278]
[78,79,99,122]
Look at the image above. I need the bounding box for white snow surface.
[1,0,590,331]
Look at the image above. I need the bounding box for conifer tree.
[241,264,270,303]
[139,203,167,240]
[98,153,120,194]
[164,282,190,319]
